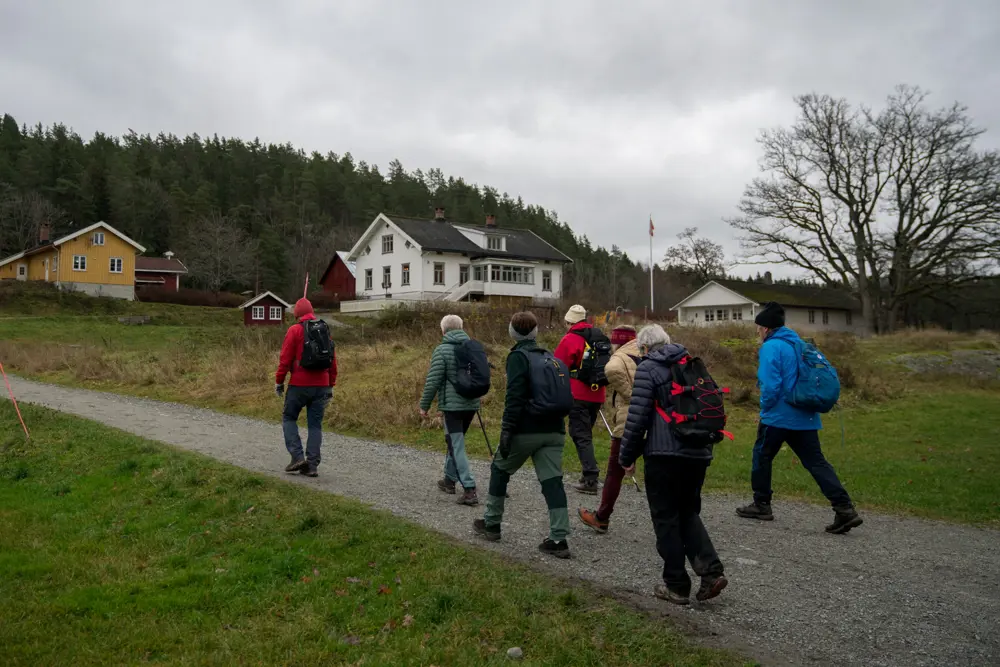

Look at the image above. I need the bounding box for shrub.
[137,287,244,308]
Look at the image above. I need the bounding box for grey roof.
[715,279,861,311]
[386,215,573,263]
[335,251,357,278]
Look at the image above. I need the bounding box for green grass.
[0,405,748,667]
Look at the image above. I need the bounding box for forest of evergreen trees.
[0,114,710,309]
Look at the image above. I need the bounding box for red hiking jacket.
[275,313,337,387]
[554,322,606,403]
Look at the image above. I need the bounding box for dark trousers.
[597,437,626,521]
[645,457,724,596]
[568,399,601,480]
[751,423,852,507]
[282,386,331,466]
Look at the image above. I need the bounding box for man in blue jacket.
[620,324,727,605]
[736,302,863,534]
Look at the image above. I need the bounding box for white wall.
[678,304,754,326]
[676,283,755,309]
[785,307,865,334]
[353,224,424,299]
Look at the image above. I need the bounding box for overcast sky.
[2,0,998,277]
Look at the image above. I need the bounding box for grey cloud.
[2,0,998,278]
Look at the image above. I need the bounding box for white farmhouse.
[341,209,572,313]
[671,279,869,335]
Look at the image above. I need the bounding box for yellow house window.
[93,232,105,246]
[109,257,123,273]
[73,255,87,271]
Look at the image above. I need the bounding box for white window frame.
[704,309,715,322]
[717,309,728,321]
[382,265,391,288]
[73,255,87,271]
[109,257,123,273]
[474,265,485,282]
[542,270,552,292]
[401,263,410,286]
[808,310,816,324]
[17,264,26,277]
[732,308,743,321]
[251,305,265,320]
[433,262,445,285]
[381,234,394,254]
[269,306,282,320]
[489,264,534,284]
[487,236,503,252]
[93,232,105,246]
[459,264,469,285]
[364,269,373,291]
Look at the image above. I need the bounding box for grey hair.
[440,314,464,333]
[636,324,671,352]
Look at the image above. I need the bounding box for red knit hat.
[293,298,314,319]
[610,326,636,345]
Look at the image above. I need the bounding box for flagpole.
[649,214,654,315]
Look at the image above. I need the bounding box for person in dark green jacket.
[473,311,571,559]
[420,314,482,505]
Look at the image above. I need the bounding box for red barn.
[239,291,292,327]
[135,252,188,292]
[319,251,356,301]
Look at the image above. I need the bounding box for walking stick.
[476,410,494,458]
[599,409,640,492]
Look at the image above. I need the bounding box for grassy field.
[0,404,749,667]
[1,287,998,525]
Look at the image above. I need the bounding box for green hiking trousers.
[483,432,569,542]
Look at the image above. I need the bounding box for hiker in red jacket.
[276,298,337,478]
[554,304,607,494]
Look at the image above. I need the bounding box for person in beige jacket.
[578,325,639,533]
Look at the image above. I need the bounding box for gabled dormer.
[456,215,507,253]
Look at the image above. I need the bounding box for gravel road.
[6,377,999,667]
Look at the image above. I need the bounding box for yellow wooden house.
[0,221,146,300]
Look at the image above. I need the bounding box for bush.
[306,291,350,310]
[137,287,244,308]
[0,280,129,315]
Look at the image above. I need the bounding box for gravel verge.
[6,377,998,667]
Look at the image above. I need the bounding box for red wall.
[243,295,287,327]
[320,258,356,300]
[135,272,180,291]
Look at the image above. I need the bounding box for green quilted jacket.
[419,329,482,413]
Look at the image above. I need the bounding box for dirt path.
[6,377,998,667]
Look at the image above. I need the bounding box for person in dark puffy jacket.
[619,324,727,605]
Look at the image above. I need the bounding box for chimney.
[434,207,446,221]
[485,214,497,228]
[763,271,773,285]
[164,251,175,260]
[39,224,50,244]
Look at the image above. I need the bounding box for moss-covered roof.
[715,279,860,311]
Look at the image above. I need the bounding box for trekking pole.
[599,409,640,492]
[476,410,494,458]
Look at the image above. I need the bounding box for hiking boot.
[577,507,609,534]
[573,479,599,495]
[456,489,479,506]
[473,519,501,542]
[736,501,774,521]
[538,538,571,559]
[826,505,863,534]
[653,584,689,605]
[437,478,457,494]
[695,575,728,602]
[284,457,307,473]
[300,464,318,478]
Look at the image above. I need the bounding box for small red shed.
[319,251,356,301]
[135,252,188,292]
[239,291,292,327]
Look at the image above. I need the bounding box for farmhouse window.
[473,265,484,282]
[252,306,265,320]
[732,308,743,320]
[73,255,87,271]
[269,306,282,320]
[808,310,816,324]
[401,263,410,286]
[433,262,445,285]
[487,236,503,251]
[382,266,391,288]
[822,311,830,325]
[17,265,26,277]
[364,269,373,291]
[704,309,715,322]
[93,232,105,246]
[459,265,469,285]
[542,270,552,291]
[490,264,534,284]
[109,257,123,273]
[382,234,394,254]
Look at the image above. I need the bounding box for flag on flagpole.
[649,216,654,237]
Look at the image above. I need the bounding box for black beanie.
[754,301,785,329]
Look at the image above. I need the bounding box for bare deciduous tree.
[663,227,726,282]
[0,187,67,255]
[730,86,1000,331]
[180,212,259,294]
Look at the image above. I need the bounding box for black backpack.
[299,319,334,370]
[452,339,491,399]
[521,348,574,417]
[570,328,613,388]
[655,355,732,446]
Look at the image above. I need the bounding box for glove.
[498,430,512,459]
[275,383,284,398]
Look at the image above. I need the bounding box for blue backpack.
[779,339,841,413]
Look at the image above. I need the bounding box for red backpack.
[655,355,733,446]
